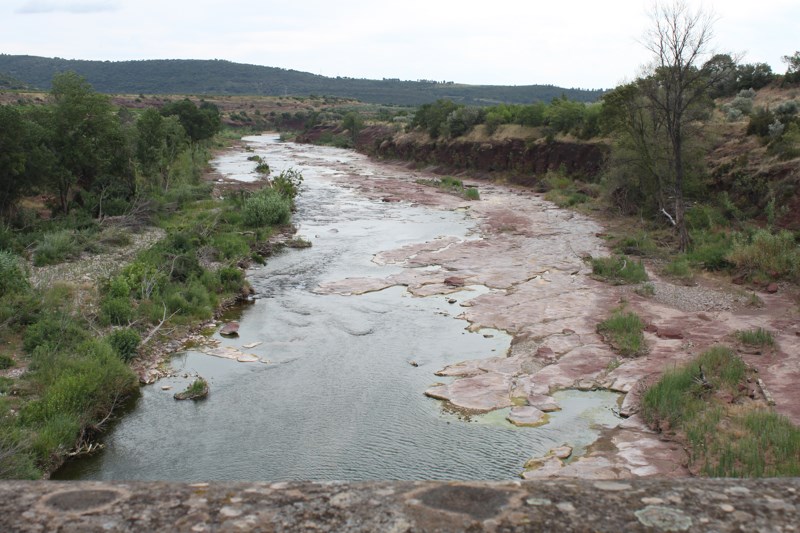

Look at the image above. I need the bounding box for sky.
[2,0,798,89]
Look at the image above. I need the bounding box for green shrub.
[211,233,249,260]
[591,255,648,284]
[686,204,727,230]
[464,187,480,201]
[0,251,29,297]
[0,289,41,328]
[687,230,734,271]
[635,282,656,297]
[663,256,693,280]
[100,297,134,326]
[0,354,14,369]
[33,230,81,266]
[242,189,291,227]
[30,413,81,464]
[616,232,657,256]
[169,253,202,283]
[728,229,799,281]
[735,327,775,347]
[23,314,89,355]
[597,308,646,356]
[107,328,141,362]
[107,276,131,299]
[218,266,244,292]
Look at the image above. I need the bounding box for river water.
[56,135,620,481]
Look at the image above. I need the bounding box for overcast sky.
[2,0,798,89]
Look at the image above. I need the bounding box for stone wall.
[3,479,797,532]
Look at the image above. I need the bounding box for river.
[55,135,621,481]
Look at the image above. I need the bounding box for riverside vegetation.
[0,73,302,478]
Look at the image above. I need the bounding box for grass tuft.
[591,255,648,284]
[597,307,646,356]
[735,328,775,347]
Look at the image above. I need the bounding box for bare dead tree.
[640,1,718,251]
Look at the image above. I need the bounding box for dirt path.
[311,154,800,479]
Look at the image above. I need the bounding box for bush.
[107,328,141,362]
[0,250,29,297]
[728,229,799,281]
[464,187,480,201]
[23,314,89,354]
[211,233,249,260]
[33,230,81,266]
[687,230,733,271]
[100,297,134,326]
[0,354,14,369]
[591,255,648,284]
[242,189,291,227]
[663,256,693,280]
[107,276,131,299]
[218,266,244,292]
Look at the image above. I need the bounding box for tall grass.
[735,328,775,347]
[597,308,646,356]
[728,229,799,281]
[642,346,798,477]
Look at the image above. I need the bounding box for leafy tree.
[46,72,124,214]
[736,62,774,90]
[136,108,189,191]
[703,53,738,97]
[0,106,33,216]
[341,112,364,144]
[783,51,800,84]
[160,99,221,144]
[411,99,461,138]
[544,96,586,135]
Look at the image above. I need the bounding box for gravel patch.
[643,280,751,312]
[28,227,165,290]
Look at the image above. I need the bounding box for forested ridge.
[0,55,604,106]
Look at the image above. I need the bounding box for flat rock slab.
[425,373,513,412]
[506,406,548,427]
[198,345,263,363]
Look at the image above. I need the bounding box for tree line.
[0,71,221,221]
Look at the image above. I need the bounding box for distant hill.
[0,71,29,90]
[0,55,605,106]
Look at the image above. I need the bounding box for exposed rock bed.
[309,152,800,479]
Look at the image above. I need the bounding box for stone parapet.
[2,478,798,532]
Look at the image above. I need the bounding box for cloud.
[16,1,119,14]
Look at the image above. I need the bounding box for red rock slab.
[314,277,394,295]
[372,236,462,266]
[424,373,513,412]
